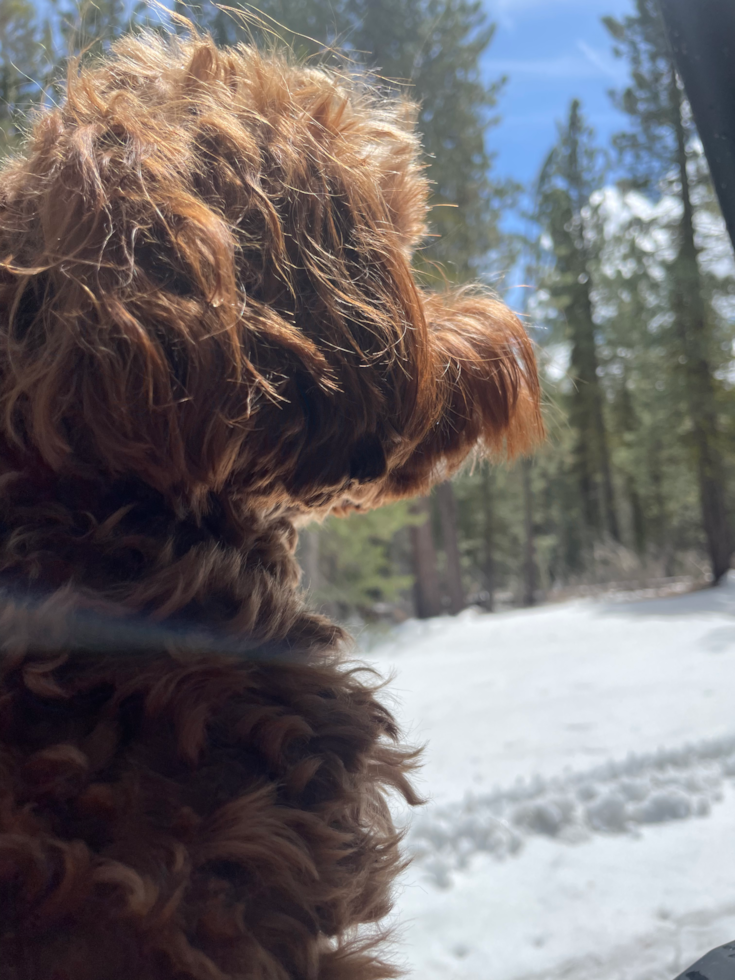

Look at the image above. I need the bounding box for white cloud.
[576,40,626,81]
[487,0,573,12]
[485,0,619,30]
[486,0,620,12]
[488,54,612,80]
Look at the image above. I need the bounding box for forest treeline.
[2,0,734,621]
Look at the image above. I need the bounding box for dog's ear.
[379,289,543,500]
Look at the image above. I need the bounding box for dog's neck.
[0,468,342,658]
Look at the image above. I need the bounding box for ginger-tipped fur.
[0,31,542,980]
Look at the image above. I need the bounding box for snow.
[362,575,735,979]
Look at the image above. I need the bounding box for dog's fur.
[0,33,541,980]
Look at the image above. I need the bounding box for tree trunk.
[410,496,442,619]
[299,528,321,596]
[671,68,732,583]
[521,459,537,606]
[436,481,465,615]
[627,475,646,557]
[570,275,620,543]
[618,373,646,555]
[482,464,495,611]
[597,411,620,542]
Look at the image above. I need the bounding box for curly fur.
[0,31,542,979]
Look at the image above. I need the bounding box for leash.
[0,587,310,664]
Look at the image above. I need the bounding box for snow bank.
[367,577,735,802]
[361,576,735,978]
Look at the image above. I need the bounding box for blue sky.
[482,0,635,191]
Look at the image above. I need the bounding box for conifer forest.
[3,0,734,624]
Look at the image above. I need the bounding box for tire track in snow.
[407,734,735,888]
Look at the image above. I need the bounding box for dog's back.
[0,620,417,979]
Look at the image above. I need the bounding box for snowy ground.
[363,575,735,979]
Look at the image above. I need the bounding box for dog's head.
[0,34,541,524]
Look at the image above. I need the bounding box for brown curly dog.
[0,32,542,980]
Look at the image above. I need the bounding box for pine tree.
[344,0,514,612]
[605,0,732,583]
[537,99,619,545]
[52,0,138,62]
[346,0,516,279]
[310,502,418,619]
[0,0,51,154]
[0,0,145,158]
[591,190,688,565]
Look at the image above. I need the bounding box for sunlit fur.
[0,32,542,980]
